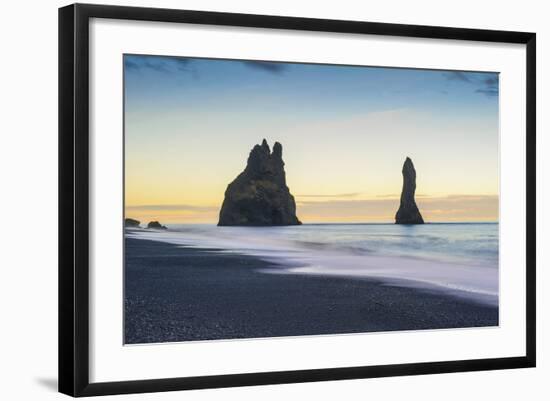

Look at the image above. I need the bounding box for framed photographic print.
[58,3,536,397]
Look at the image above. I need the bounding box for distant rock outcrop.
[147,221,168,230]
[218,139,301,226]
[125,218,141,228]
[395,157,424,224]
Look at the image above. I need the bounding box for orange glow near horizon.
[125,193,499,225]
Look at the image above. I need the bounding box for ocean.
[126,223,499,306]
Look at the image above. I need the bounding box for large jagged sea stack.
[218,139,301,226]
[395,157,424,224]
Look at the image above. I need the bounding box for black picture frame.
[59,3,536,397]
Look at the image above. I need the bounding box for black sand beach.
[124,237,498,344]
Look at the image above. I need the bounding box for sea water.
[126,223,499,305]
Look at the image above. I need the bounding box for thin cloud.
[297,199,395,206]
[124,56,193,74]
[444,71,472,82]
[124,59,140,71]
[242,61,287,74]
[376,193,429,199]
[296,194,498,222]
[126,204,218,212]
[443,71,499,98]
[484,76,499,86]
[435,194,499,201]
[475,88,498,97]
[477,74,499,97]
[296,192,362,198]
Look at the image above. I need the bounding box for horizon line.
[137,221,499,226]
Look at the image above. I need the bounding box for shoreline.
[125,236,498,344]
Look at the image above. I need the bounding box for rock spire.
[395,157,424,224]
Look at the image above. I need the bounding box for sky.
[124,54,499,224]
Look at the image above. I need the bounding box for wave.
[126,223,499,306]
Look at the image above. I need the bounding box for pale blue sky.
[125,54,498,118]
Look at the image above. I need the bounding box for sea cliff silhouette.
[147,221,168,230]
[125,218,140,228]
[395,157,424,224]
[218,139,301,226]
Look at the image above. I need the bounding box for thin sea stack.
[395,157,424,224]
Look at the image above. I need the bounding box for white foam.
[126,224,498,306]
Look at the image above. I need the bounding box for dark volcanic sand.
[124,237,498,344]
